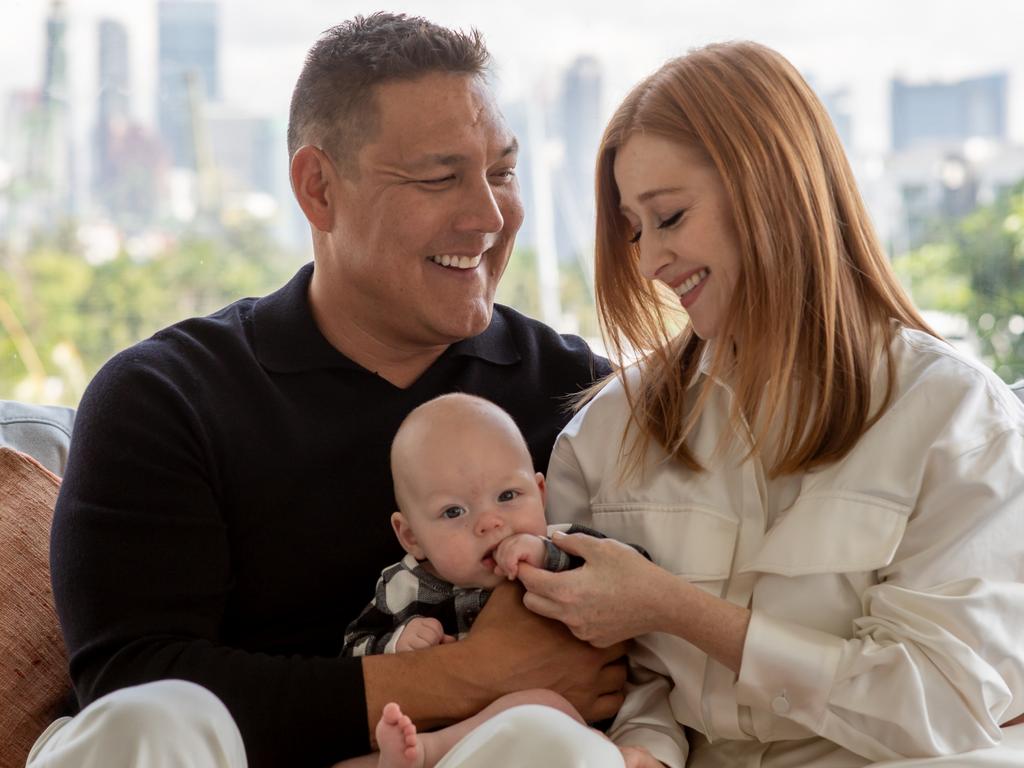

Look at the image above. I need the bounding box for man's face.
[325,72,523,349]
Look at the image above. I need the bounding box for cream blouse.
[545,328,1024,767]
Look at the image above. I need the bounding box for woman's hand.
[517,532,673,647]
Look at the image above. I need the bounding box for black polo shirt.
[52,263,610,768]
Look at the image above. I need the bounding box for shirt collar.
[253,263,520,373]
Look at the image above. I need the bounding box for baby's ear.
[535,471,546,505]
[391,511,425,559]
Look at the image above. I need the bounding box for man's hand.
[494,533,547,580]
[457,581,627,722]
[394,617,456,652]
[362,582,627,741]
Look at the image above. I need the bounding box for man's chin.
[434,303,493,342]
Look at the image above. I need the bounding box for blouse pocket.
[591,503,737,581]
[739,491,911,577]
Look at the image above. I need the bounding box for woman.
[518,41,1024,767]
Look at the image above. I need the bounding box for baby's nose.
[476,512,504,534]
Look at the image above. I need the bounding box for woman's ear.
[290,145,336,233]
[391,511,426,560]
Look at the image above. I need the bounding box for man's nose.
[456,176,505,235]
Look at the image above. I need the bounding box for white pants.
[433,710,1024,768]
[26,680,247,768]
[435,704,625,768]
[871,724,1024,766]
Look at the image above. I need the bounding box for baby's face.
[394,419,548,589]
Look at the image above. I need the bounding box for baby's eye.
[442,506,466,519]
[497,490,519,503]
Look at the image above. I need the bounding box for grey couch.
[3,383,1024,473]
[0,400,76,475]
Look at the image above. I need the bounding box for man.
[37,13,623,768]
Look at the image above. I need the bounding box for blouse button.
[771,694,791,715]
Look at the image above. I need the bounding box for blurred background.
[2,0,1023,404]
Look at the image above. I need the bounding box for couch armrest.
[0,400,75,476]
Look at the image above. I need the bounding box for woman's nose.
[637,237,674,282]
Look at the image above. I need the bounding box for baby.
[342,393,603,657]
[342,393,652,768]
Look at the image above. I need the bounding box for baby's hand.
[395,617,455,652]
[494,534,548,580]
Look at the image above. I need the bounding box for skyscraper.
[95,19,130,193]
[555,55,602,265]
[891,73,1007,152]
[157,0,219,169]
[41,0,73,217]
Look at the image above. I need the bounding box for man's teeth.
[430,254,482,269]
[675,268,709,296]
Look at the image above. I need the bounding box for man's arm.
[361,582,626,745]
[52,348,374,768]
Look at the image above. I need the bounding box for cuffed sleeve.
[736,611,845,731]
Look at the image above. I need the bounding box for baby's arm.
[494,534,548,580]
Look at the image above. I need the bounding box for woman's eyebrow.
[637,186,686,203]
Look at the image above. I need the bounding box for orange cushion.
[0,447,70,767]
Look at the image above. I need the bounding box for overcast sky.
[2,0,1023,154]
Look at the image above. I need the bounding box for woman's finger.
[521,589,565,620]
[516,561,566,597]
[550,531,600,558]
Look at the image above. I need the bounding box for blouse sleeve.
[736,418,1024,761]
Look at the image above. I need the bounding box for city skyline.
[2,0,1023,270]
[4,1,1024,399]
[3,0,1024,157]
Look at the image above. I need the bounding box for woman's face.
[614,134,742,341]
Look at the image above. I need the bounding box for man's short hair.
[286,12,491,172]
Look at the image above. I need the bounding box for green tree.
[952,183,1024,382]
[0,216,303,404]
[895,181,1024,383]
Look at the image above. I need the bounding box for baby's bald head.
[390,394,531,513]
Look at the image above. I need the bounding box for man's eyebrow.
[410,140,519,169]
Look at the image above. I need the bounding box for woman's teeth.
[675,268,709,296]
[430,254,482,269]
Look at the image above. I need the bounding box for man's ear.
[391,511,425,560]
[535,472,546,506]
[290,145,337,233]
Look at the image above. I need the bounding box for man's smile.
[428,253,483,269]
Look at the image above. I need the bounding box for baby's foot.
[376,702,425,768]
